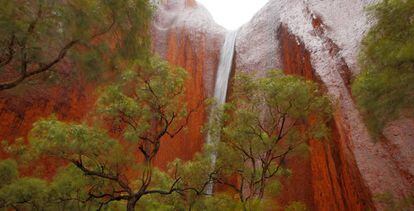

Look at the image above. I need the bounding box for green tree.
[0,0,152,90]
[1,57,207,210]
[0,69,328,210]
[352,0,414,136]
[0,159,120,210]
[166,71,331,210]
[205,70,331,208]
[0,159,18,188]
[0,177,49,210]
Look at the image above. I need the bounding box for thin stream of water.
[205,30,238,194]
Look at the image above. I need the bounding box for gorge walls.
[151,1,387,209]
[155,0,413,209]
[0,0,412,210]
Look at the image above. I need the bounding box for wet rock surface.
[235,0,413,209]
[0,1,412,210]
[152,0,226,167]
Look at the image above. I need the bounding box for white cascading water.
[212,30,238,105]
[205,30,238,194]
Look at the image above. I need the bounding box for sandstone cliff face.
[0,78,96,177]
[150,1,383,209]
[0,0,412,210]
[0,0,225,171]
[235,0,414,210]
[151,0,226,167]
[276,25,374,210]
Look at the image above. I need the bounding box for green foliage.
[169,153,214,192]
[0,178,49,210]
[285,201,308,211]
[97,56,188,145]
[0,159,18,188]
[0,0,153,89]
[29,116,132,169]
[190,193,246,211]
[0,163,112,210]
[48,166,97,210]
[374,192,414,211]
[134,168,186,211]
[0,54,193,210]
[0,55,326,210]
[0,1,200,210]
[203,70,331,205]
[352,0,414,136]
[264,179,282,197]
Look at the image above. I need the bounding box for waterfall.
[205,30,238,194]
[213,30,238,106]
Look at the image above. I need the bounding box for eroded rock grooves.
[0,0,413,210]
[278,25,374,210]
[233,0,413,209]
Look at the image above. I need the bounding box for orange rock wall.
[2,13,222,177]
[0,31,220,172]
[153,27,222,167]
[278,25,374,210]
[0,1,384,209]
[275,26,316,210]
[0,79,96,177]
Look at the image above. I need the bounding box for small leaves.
[0,159,18,188]
[202,70,331,204]
[0,178,49,209]
[264,179,282,197]
[0,0,153,90]
[353,0,414,137]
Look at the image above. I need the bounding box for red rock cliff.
[1,0,413,210]
[234,0,414,210]
[151,0,226,167]
[0,0,225,172]
[0,75,96,177]
[277,25,374,211]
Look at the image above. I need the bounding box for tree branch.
[0,35,16,68]
[0,6,117,91]
[70,159,132,195]
[0,39,80,90]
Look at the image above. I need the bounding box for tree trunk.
[126,198,138,211]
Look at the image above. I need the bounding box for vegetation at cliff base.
[0,0,334,210]
[203,70,331,206]
[1,56,201,210]
[0,70,331,210]
[352,0,414,137]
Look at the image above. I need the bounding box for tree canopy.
[203,70,331,207]
[0,70,331,210]
[0,0,152,90]
[352,0,414,136]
